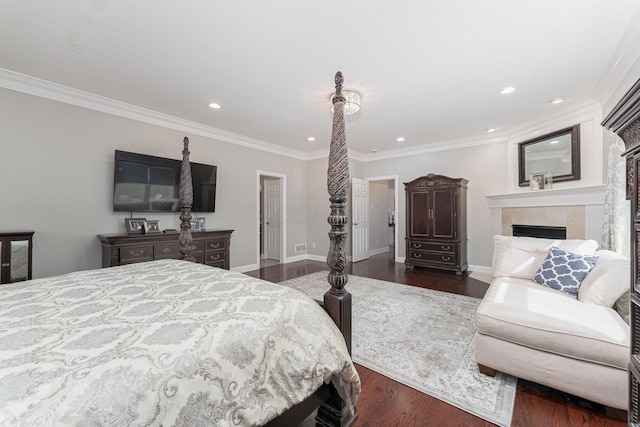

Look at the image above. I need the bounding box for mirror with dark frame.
[518,124,580,187]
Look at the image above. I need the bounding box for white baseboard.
[369,247,390,256]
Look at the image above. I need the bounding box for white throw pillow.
[492,235,599,279]
[578,250,630,307]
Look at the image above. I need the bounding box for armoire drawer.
[408,241,457,254]
[408,250,458,266]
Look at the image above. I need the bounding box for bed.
[0,72,359,426]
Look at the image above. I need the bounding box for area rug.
[278,272,517,427]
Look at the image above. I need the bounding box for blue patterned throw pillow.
[533,246,599,296]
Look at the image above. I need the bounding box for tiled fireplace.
[486,185,607,244]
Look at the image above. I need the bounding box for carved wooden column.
[179,137,196,262]
[317,71,357,427]
[602,78,640,423]
[324,71,353,354]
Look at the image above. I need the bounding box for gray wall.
[0,88,309,277]
[305,143,510,270]
[2,79,625,277]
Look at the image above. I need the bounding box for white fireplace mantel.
[486,184,608,244]
[486,185,607,209]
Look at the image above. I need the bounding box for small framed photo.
[190,219,199,231]
[196,217,206,231]
[125,218,146,234]
[144,219,161,234]
[529,173,545,191]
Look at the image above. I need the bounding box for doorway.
[352,175,399,263]
[257,171,286,268]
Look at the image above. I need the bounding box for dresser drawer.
[120,245,153,263]
[408,241,456,253]
[205,238,227,251]
[408,250,457,266]
[154,243,181,259]
[205,251,226,266]
[155,240,205,259]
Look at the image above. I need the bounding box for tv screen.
[113,150,216,213]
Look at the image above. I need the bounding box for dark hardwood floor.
[245,249,626,427]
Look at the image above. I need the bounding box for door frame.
[351,177,370,263]
[365,175,400,262]
[256,171,286,267]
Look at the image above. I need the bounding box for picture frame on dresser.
[125,218,146,235]
[144,220,161,234]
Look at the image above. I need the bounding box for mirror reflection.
[518,125,580,186]
[10,240,29,282]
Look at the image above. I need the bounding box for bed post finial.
[325,70,352,352]
[179,136,196,262]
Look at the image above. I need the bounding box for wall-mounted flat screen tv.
[113,150,217,213]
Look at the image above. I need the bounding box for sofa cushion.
[492,235,599,280]
[577,250,630,307]
[532,246,599,296]
[476,277,629,369]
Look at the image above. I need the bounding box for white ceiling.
[1,0,639,158]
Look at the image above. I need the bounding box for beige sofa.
[475,235,630,414]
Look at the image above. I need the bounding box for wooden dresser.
[404,174,468,274]
[97,229,233,270]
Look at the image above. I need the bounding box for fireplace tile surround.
[486,185,607,244]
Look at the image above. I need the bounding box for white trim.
[365,175,400,262]
[0,68,311,160]
[256,171,287,268]
[486,185,607,208]
[468,264,492,274]
[370,247,390,256]
[592,7,640,108]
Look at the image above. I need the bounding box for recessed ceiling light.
[208,103,222,109]
[551,98,564,104]
[307,137,316,142]
[396,137,405,143]
[500,86,516,95]
[371,149,378,153]
[487,128,496,133]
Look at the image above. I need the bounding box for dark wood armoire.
[602,77,640,423]
[404,173,468,275]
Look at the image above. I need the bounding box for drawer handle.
[1,263,9,267]
[209,242,221,249]
[209,254,220,260]
[129,249,145,257]
[412,243,422,249]
[441,245,451,251]
[441,256,451,262]
[413,253,422,258]
[162,248,171,253]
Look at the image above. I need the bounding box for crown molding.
[0,68,608,164]
[0,68,311,161]
[505,98,602,143]
[592,7,640,107]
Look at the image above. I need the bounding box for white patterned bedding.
[0,259,360,426]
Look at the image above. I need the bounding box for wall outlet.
[312,242,316,248]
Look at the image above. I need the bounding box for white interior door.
[264,179,281,261]
[352,178,370,262]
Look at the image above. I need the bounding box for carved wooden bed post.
[179,137,196,262]
[325,71,352,354]
[316,71,357,427]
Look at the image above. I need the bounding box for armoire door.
[431,188,456,239]
[409,191,431,237]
